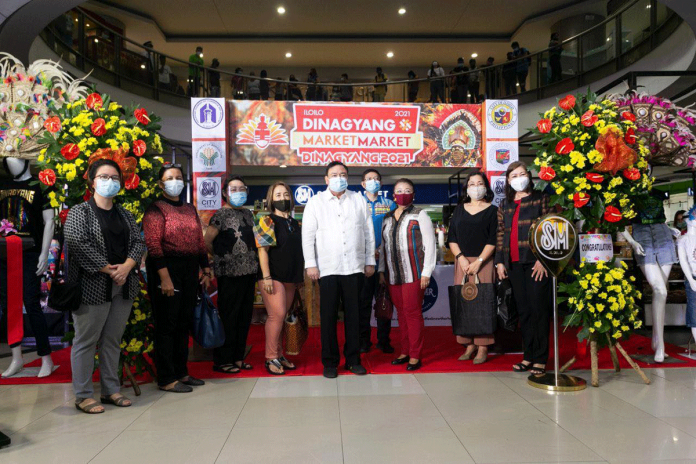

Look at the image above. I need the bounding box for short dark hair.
[88,159,122,192]
[461,170,494,203]
[196,46,203,52]
[394,178,415,192]
[504,161,533,203]
[362,168,381,181]
[222,175,246,202]
[157,164,183,181]
[674,210,686,224]
[326,161,348,176]
[457,57,464,63]
[487,56,494,62]
[511,41,519,48]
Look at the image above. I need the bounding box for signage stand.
[528,214,587,392]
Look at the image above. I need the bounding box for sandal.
[530,365,546,375]
[265,359,285,375]
[236,362,253,370]
[75,398,105,414]
[100,394,132,407]
[213,364,240,375]
[512,361,532,372]
[159,381,193,393]
[278,356,296,370]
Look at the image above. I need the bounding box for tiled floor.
[2,364,696,463]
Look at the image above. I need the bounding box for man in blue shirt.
[360,169,397,353]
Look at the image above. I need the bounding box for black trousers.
[509,262,552,365]
[214,274,256,367]
[149,256,199,386]
[516,71,528,92]
[359,271,391,348]
[0,250,51,356]
[319,273,363,368]
[468,83,480,103]
[549,56,562,83]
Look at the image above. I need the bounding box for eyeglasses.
[95,175,120,182]
[229,187,248,193]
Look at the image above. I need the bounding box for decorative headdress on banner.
[608,91,696,168]
[0,53,89,160]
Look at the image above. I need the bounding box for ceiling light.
[387,51,394,58]
[471,53,478,58]
[398,7,406,15]
[646,3,651,8]
[86,23,90,27]
[516,83,520,86]
[140,64,146,69]
[279,164,287,168]
[285,52,292,58]
[277,6,286,14]
[74,18,78,22]
[94,38,99,43]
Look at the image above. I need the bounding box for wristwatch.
[455,253,463,260]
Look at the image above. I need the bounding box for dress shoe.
[345,364,367,375]
[391,356,410,365]
[181,376,205,386]
[323,367,338,379]
[376,343,395,354]
[473,349,488,365]
[360,343,371,354]
[406,360,422,371]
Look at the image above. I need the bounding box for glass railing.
[39,0,680,108]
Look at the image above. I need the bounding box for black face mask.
[273,199,291,212]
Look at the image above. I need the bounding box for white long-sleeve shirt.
[302,189,376,278]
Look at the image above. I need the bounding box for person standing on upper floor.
[548,33,563,83]
[143,163,211,393]
[259,70,270,100]
[407,70,419,102]
[503,52,517,96]
[274,77,285,100]
[428,61,446,103]
[158,56,172,92]
[379,178,436,371]
[374,67,388,102]
[302,161,376,378]
[481,56,498,99]
[247,72,261,100]
[340,73,353,102]
[468,58,481,103]
[307,68,319,101]
[204,176,259,375]
[188,46,204,97]
[494,161,552,376]
[209,58,221,98]
[359,169,397,355]
[450,58,468,104]
[511,41,531,92]
[447,171,498,365]
[231,68,245,99]
[288,74,304,101]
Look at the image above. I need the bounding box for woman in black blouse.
[447,171,497,364]
[253,182,304,375]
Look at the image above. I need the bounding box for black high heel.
[391,356,410,365]
[406,360,422,371]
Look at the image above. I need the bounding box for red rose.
[44,116,61,133]
[586,172,604,183]
[60,143,80,160]
[604,206,623,223]
[581,110,598,127]
[537,119,552,134]
[621,111,636,122]
[573,192,590,208]
[125,173,140,190]
[555,138,574,155]
[85,93,103,110]
[559,95,576,111]
[134,108,150,125]
[539,166,556,181]
[38,169,56,186]
[58,209,70,225]
[625,127,636,144]
[623,168,641,181]
[91,118,106,136]
[83,189,92,202]
[132,139,146,157]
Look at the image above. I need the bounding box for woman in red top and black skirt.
[143,164,212,393]
[494,161,552,376]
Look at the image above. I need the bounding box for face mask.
[95,179,120,198]
[163,180,184,197]
[510,176,530,192]
[467,186,486,200]
[329,176,348,193]
[365,179,381,194]
[677,221,686,229]
[229,191,247,207]
[394,193,414,206]
[273,199,291,212]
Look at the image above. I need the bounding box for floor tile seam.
[9,394,76,437]
[413,373,476,463]
[215,378,258,464]
[491,374,610,462]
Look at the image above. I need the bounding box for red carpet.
[2,324,695,385]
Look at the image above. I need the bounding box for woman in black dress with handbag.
[447,171,498,364]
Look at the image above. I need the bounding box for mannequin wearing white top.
[677,215,696,343]
[2,157,55,378]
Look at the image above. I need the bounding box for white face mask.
[510,176,530,192]
[467,186,486,200]
[163,180,185,197]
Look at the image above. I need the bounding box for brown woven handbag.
[283,289,308,356]
[373,283,393,320]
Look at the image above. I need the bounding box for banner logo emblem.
[192,99,223,129]
[488,101,517,131]
[237,115,289,150]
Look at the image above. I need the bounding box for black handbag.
[192,287,226,349]
[496,278,519,331]
[47,237,82,312]
[448,274,497,336]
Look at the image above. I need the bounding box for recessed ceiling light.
[398,7,406,15]
[285,52,292,58]
[471,53,478,58]
[277,6,286,14]
[387,51,394,58]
